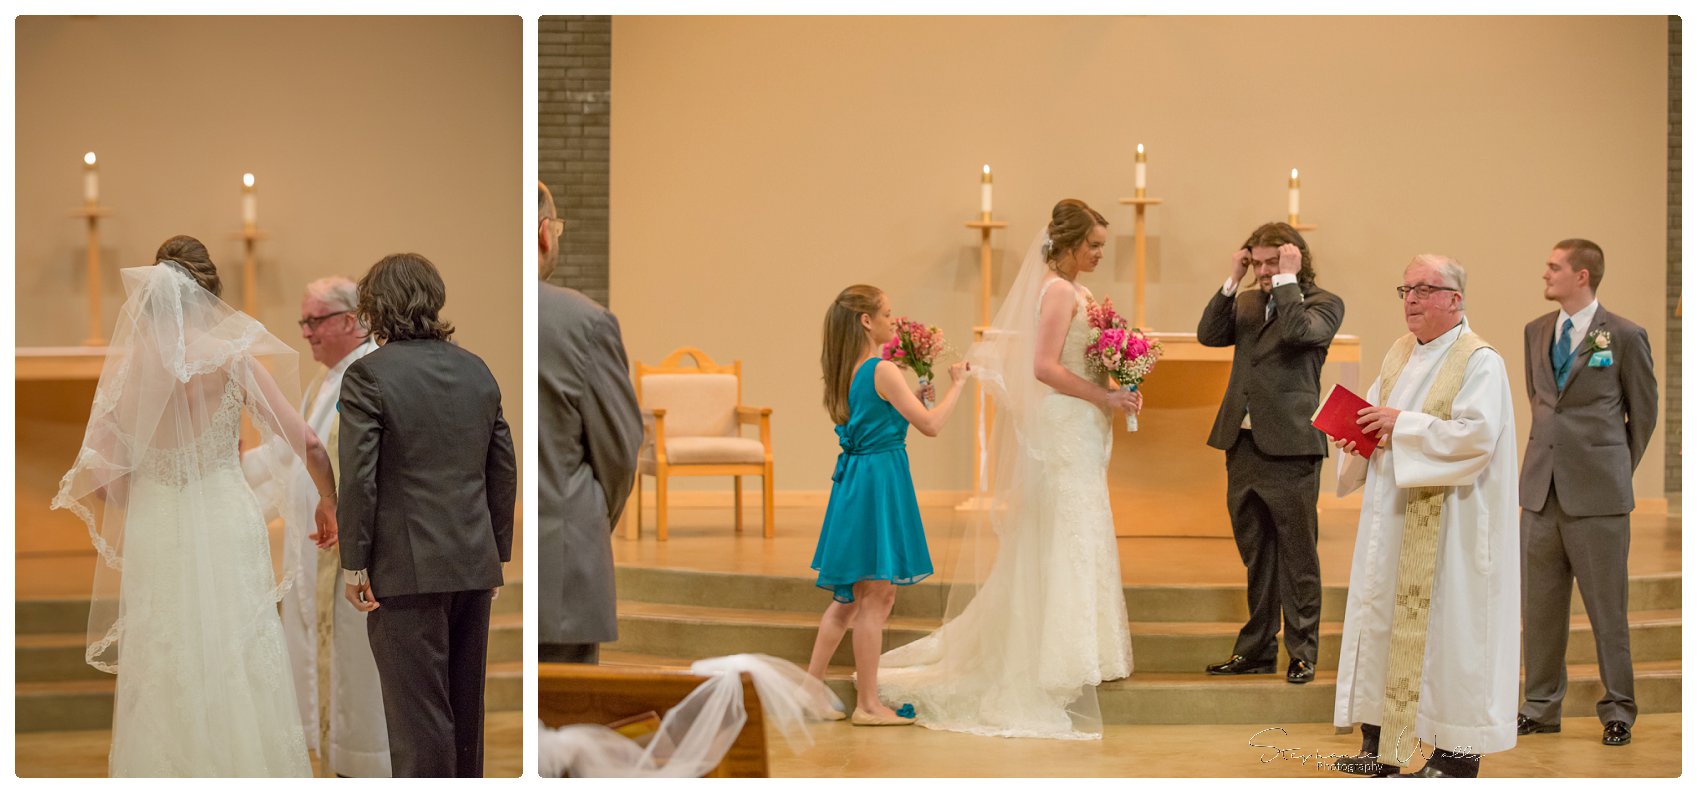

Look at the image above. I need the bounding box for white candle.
[1134,144,1146,191]
[980,164,992,215]
[1287,168,1300,217]
[242,172,257,227]
[83,152,98,205]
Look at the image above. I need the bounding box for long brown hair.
[357,252,455,343]
[821,285,883,426]
[155,235,222,297]
[1242,222,1316,284]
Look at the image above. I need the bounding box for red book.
[1311,383,1380,457]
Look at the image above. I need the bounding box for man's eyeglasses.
[298,311,351,331]
[1395,284,1461,300]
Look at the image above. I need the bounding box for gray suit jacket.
[337,339,516,598]
[538,283,642,645]
[1519,305,1657,516]
[1198,280,1345,457]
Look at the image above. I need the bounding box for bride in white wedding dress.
[878,200,1140,739]
[53,236,337,776]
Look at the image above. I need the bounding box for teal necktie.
[1552,318,1575,390]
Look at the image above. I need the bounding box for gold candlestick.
[960,214,1007,511]
[73,205,111,345]
[231,226,269,317]
[1118,196,1165,330]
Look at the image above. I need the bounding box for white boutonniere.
[1584,329,1614,367]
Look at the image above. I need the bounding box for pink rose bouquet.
[1083,298,1164,431]
[879,317,950,407]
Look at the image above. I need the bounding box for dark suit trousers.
[1520,490,1635,726]
[367,590,493,777]
[539,643,600,664]
[1225,429,1322,664]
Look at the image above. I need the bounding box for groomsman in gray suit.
[537,182,642,665]
[1518,238,1657,747]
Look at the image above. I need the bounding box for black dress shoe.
[1205,655,1276,675]
[1391,765,1462,778]
[1602,720,1631,746]
[1516,714,1560,735]
[1333,753,1398,777]
[1286,658,1315,684]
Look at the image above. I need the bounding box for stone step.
[599,650,1682,726]
[15,612,523,683]
[614,565,1681,623]
[607,599,1682,673]
[14,662,523,733]
[14,580,524,635]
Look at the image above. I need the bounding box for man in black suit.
[338,252,516,777]
[1197,222,1345,685]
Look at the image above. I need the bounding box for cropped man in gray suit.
[1197,222,1345,685]
[537,182,642,665]
[339,252,516,777]
[1518,238,1657,747]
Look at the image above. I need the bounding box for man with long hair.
[337,253,515,777]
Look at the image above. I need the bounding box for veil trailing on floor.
[51,262,311,674]
[878,230,1117,739]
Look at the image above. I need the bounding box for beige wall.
[16,15,523,449]
[611,15,1669,499]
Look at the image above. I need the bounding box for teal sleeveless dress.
[811,357,933,603]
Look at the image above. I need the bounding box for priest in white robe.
[245,276,388,776]
[1327,255,1520,778]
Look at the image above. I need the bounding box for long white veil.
[51,262,311,674]
[878,231,1110,739]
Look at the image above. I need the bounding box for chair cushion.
[642,373,738,437]
[642,436,767,467]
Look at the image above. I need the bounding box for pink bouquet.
[1083,298,1164,431]
[880,317,950,407]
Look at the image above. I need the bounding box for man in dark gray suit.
[537,182,642,665]
[339,252,516,777]
[1517,238,1657,747]
[1197,222,1345,685]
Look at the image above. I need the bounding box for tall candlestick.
[242,172,257,228]
[1134,143,1147,195]
[1287,168,1301,220]
[980,164,992,219]
[83,152,99,206]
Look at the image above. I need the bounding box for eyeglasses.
[1395,284,1461,300]
[298,311,351,330]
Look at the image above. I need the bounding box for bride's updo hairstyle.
[155,235,223,297]
[821,284,885,426]
[1042,199,1108,270]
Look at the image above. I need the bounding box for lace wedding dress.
[878,262,1132,740]
[54,263,313,776]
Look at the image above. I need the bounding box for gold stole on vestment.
[1372,330,1491,766]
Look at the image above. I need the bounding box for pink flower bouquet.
[1083,298,1164,431]
[880,317,950,407]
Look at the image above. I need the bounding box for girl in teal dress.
[806,284,969,725]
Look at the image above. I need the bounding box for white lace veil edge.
[49,262,308,674]
[538,654,844,777]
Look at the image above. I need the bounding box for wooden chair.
[631,347,774,541]
[538,663,769,777]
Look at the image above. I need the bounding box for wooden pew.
[538,663,769,777]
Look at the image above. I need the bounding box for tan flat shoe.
[823,709,847,721]
[851,707,915,726]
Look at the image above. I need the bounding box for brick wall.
[539,15,611,305]
[1667,16,1681,498]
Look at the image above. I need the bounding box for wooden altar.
[1106,332,1361,538]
